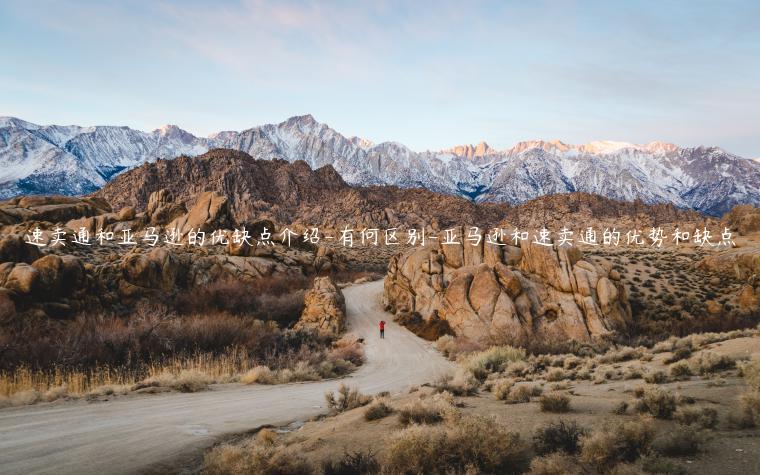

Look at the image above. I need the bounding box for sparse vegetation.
[322,450,380,475]
[651,426,704,456]
[397,393,455,425]
[364,399,393,421]
[635,387,677,419]
[325,384,371,414]
[579,418,654,472]
[533,420,587,456]
[674,406,718,429]
[539,392,571,413]
[384,415,530,474]
[203,428,311,475]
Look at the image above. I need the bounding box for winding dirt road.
[0,281,453,474]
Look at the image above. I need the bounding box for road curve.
[0,280,453,475]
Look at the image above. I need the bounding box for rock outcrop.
[295,276,346,335]
[383,230,631,344]
[167,191,231,237]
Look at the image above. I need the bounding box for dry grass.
[462,345,526,381]
[529,452,583,475]
[364,399,393,421]
[492,378,516,400]
[397,393,455,425]
[532,420,587,456]
[325,384,371,414]
[579,418,655,472]
[539,392,571,413]
[651,426,704,456]
[384,415,530,474]
[203,429,311,475]
[674,406,718,429]
[635,387,677,419]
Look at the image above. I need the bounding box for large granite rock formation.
[383,229,632,344]
[295,276,346,335]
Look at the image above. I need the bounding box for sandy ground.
[0,280,453,475]
[284,336,760,474]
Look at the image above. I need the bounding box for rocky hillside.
[94,149,708,232]
[2,115,759,215]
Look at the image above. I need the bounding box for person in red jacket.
[379,320,385,339]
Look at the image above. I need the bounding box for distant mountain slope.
[95,149,704,231]
[2,115,759,215]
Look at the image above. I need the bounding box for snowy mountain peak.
[510,140,570,154]
[1,114,758,216]
[580,140,636,154]
[446,141,493,159]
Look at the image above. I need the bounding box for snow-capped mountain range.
[1,114,759,215]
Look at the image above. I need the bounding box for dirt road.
[0,280,453,474]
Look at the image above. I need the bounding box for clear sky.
[1,0,759,157]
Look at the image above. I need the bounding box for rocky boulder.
[383,237,631,344]
[0,196,111,224]
[168,191,231,237]
[146,189,186,225]
[295,276,346,335]
[0,234,43,263]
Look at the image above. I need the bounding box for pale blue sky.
[1,0,759,157]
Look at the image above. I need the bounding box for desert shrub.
[364,400,393,421]
[528,452,582,475]
[612,401,629,415]
[432,370,478,396]
[674,407,718,429]
[172,370,212,392]
[492,378,515,400]
[327,338,365,367]
[664,347,692,364]
[691,351,736,375]
[636,387,676,419]
[434,335,458,359]
[141,370,211,393]
[322,450,380,475]
[398,394,454,425]
[641,456,687,475]
[506,385,533,404]
[533,420,587,455]
[203,435,312,475]
[9,389,40,406]
[580,418,655,472]
[676,394,696,405]
[545,368,567,382]
[240,366,276,384]
[507,360,531,377]
[651,427,704,456]
[740,357,760,390]
[539,393,571,413]
[43,385,68,402]
[599,346,644,364]
[384,416,530,474]
[325,384,371,413]
[741,391,760,424]
[463,346,526,381]
[669,360,692,379]
[562,355,583,370]
[643,370,669,384]
[623,366,643,380]
[576,369,592,380]
[175,275,311,325]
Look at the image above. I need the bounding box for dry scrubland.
[204,327,760,474]
[0,274,372,406]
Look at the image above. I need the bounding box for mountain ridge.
[2,114,759,215]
